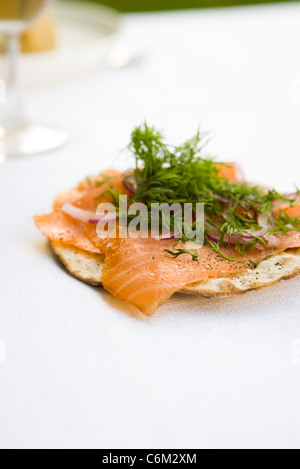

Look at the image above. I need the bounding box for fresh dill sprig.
[96,176,114,187]
[96,187,121,203]
[164,244,200,264]
[207,240,244,263]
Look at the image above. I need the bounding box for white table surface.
[1,3,300,450]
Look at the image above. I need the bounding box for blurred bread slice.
[21,12,56,53]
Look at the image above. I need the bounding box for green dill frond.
[164,244,200,264]
[115,123,300,262]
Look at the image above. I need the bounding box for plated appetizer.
[35,124,300,315]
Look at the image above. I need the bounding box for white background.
[1,3,300,449]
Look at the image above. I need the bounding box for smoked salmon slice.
[284,204,300,218]
[273,201,300,220]
[35,211,100,254]
[90,236,270,315]
[271,198,300,248]
[270,232,300,250]
[217,162,243,181]
[34,170,125,254]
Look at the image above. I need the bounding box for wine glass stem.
[1,34,24,131]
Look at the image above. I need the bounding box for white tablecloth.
[1,3,300,449]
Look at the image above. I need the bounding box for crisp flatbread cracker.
[50,241,300,297]
[51,242,104,286]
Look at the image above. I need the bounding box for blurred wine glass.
[0,0,68,162]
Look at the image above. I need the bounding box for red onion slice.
[213,194,231,204]
[158,235,175,241]
[229,214,275,243]
[254,214,275,237]
[206,233,236,248]
[206,233,220,243]
[231,233,254,242]
[206,213,275,249]
[123,171,137,195]
[153,231,175,241]
[62,202,117,224]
